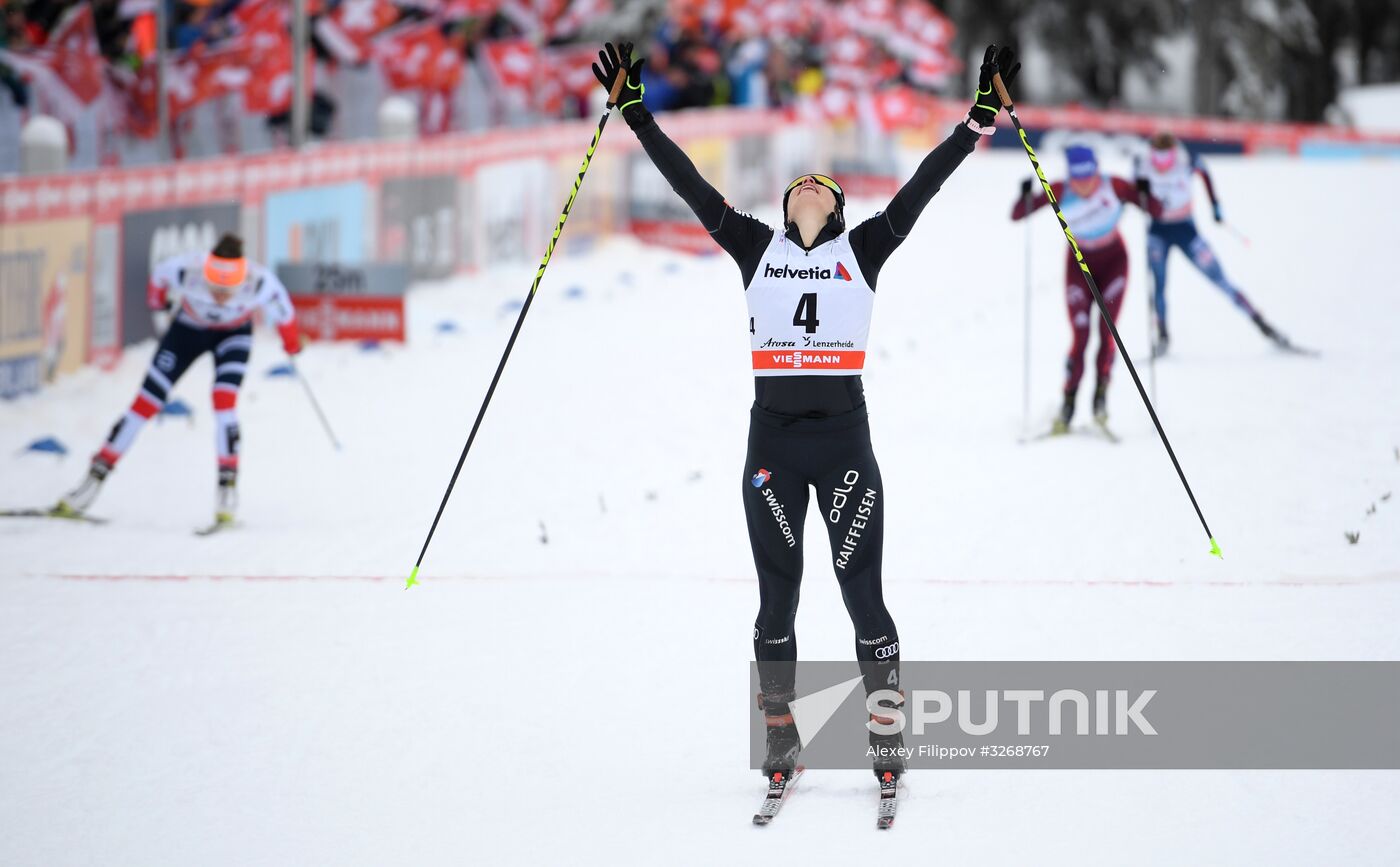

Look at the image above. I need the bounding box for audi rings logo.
[874,642,899,660]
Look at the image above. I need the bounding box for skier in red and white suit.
[1012,145,1160,433]
[56,233,301,526]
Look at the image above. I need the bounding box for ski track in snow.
[1,152,1398,865]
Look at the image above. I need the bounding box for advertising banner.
[89,224,121,369]
[277,262,410,296]
[0,217,92,397]
[0,247,42,398]
[379,175,457,280]
[120,202,241,346]
[456,173,476,272]
[290,295,405,343]
[627,142,720,255]
[728,134,774,213]
[264,181,369,267]
[630,136,731,254]
[551,150,614,254]
[472,159,549,268]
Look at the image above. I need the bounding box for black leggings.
[743,405,899,696]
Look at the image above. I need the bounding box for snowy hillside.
[2,149,1398,865]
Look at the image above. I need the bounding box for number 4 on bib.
[792,293,819,333]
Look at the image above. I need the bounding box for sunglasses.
[785,174,843,197]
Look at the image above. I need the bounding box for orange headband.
[203,254,247,289]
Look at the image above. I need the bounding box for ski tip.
[405,566,420,590]
[1209,537,1223,559]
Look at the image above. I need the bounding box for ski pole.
[1146,268,1157,405]
[289,356,341,451]
[992,71,1222,559]
[1220,221,1252,248]
[406,70,629,589]
[1021,185,1033,434]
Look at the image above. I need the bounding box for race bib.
[745,233,874,377]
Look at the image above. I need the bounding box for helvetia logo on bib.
[751,468,772,488]
[762,262,852,281]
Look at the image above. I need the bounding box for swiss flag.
[234,0,298,114]
[120,47,248,136]
[888,1,958,88]
[547,0,611,40]
[119,62,159,138]
[548,45,598,94]
[47,4,105,104]
[440,0,503,19]
[167,44,250,117]
[871,86,932,131]
[498,0,566,40]
[481,38,540,93]
[315,0,401,64]
[371,22,464,92]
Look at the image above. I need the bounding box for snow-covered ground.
[2,149,1398,865]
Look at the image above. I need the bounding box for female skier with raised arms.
[592,42,1019,799]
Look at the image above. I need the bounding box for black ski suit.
[625,103,981,697]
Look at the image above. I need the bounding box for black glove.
[969,44,1019,128]
[1134,177,1154,208]
[1020,178,1034,202]
[592,41,645,114]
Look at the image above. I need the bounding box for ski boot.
[757,691,801,781]
[1051,390,1075,435]
[214,467,238,528]
[53,457,112,518]
[869,691,906,828]
[1151,329,1170,360]
[869,690,908,781]
[1251,313,1295,351]
[1092,381,1109,426]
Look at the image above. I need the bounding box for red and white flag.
[0,2,107,120]
[481,37,540,93]
[48,4,106,104]
[440,0,502,18]
[231,0,298,114]
[371,21,464,92]
[871,86,933,131]
[314,0,401,64]
[167,44,251,117]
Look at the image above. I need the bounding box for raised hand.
[970,44,1020,128]
[592,41,645,110]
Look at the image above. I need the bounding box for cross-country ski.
[752,767,804,826]
[0,507,107,525]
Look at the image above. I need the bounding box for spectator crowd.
[0,0,960,163]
